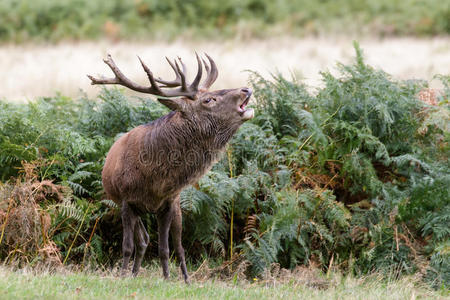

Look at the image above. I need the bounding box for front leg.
[156,204,174,279]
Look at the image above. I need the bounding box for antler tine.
[200,53,218,90]
[190,52,203,90]
[178,56,187,76]
[155,57,181,87]
[137,56,162,93]
[174,59,187,91]
[88,54,161,94]
[88,53,204,99]
[202,57,210,75]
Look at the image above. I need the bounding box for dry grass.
[0,36,449,101]
[0,162,68,266]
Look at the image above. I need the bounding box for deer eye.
[204,98,215,104]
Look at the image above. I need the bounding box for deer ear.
[157,98,185,111]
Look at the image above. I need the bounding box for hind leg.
[170,200,189,284]
[132,218,149,276]
[157,204,174,279]
[121,201,139,276]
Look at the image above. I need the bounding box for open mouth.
[238,92,254,120]
[238,94,251,113]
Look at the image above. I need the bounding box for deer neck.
[182,112,240,151]
[143,111,239,161]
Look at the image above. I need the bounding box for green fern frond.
[58,199,84,222]
[100,199,118,209]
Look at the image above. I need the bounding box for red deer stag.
[88,53,253,283]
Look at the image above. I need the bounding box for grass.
[0,266,446,300]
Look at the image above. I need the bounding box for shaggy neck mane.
[147,111,239,153]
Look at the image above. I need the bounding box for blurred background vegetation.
[1,0,449,43]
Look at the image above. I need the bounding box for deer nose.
[241,88,252,98]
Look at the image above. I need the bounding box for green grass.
[1,0,448,43]
[0,267,446,300]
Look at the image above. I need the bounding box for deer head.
[87,53,254,124]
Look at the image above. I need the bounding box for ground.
[0,265,446,300]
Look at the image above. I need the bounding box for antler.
[88,53,218,99]
[201,53,218,90]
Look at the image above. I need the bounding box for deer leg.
[121,201,138,276]
[170,202,190,284]
[157,205,174,279]
[132,218,149,276]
